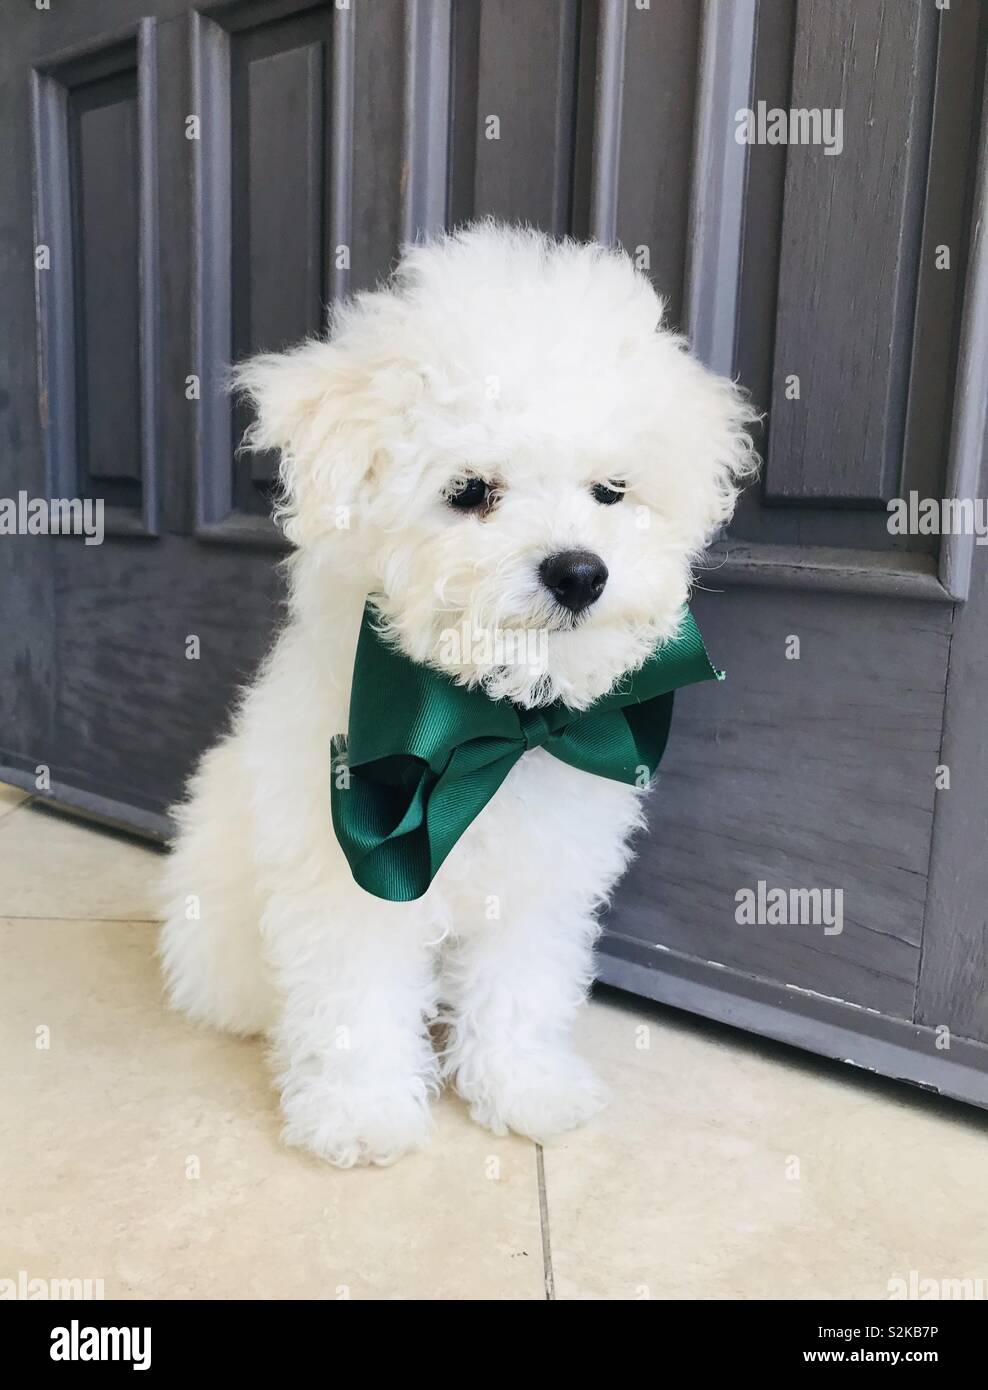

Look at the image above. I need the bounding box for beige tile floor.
[2,782,987,1300]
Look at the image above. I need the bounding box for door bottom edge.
[595,940,988,1110]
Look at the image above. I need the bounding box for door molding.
[191,0,354,547]
[31,17,161,539]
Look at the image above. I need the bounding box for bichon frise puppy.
[159,222,756,1167]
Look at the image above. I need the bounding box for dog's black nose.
[539,549,608,613]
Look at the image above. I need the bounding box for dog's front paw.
[279,1074,435,1168]
[455,1049,609,1143]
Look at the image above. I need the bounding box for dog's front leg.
[438,901,608,1142]
[263,886,440,1167]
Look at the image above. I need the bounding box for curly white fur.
[158,223,756,1167]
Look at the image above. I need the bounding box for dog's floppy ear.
[233,339,377,548]
[643,339,760,554]
[682,359,760,546]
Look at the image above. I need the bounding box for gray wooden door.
[2,0,987,1104]
[1,0,405,831]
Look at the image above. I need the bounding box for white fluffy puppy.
[159,222,755,1167]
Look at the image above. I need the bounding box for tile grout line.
[0,796,34,830]
[535,1143,555,1301]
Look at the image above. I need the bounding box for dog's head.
[236,223,757,709]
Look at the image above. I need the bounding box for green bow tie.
[331,604,722,901]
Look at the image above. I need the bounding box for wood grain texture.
[916,542,988,1043]
[16,0,190,61]
[604,586,951,1017]
[231,9,332,512]
[704,539,950,601]
[450,0,582,233]
[350,0,404,288]
[613,0,701,326]
[732,0,976,562]
[240,41,324,357]
[900,0,985,517]
[765,0,936,505]
[51,534,284,813]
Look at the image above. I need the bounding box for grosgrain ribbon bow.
[331,604,722,901]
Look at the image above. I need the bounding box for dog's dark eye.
[446,477,491,511]
[591,481,624,506]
